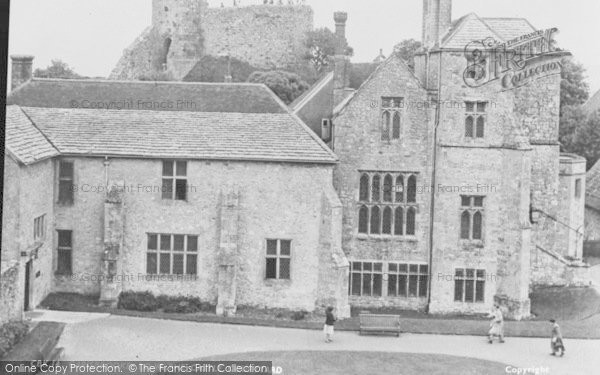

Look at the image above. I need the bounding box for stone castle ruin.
[110,0,313,80]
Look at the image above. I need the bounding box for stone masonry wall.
[585,207,600,241]
[333,55,433,310]
[53,157,338,312]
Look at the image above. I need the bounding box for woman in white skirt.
[324,306,336,343]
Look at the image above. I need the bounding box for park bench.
[359,314,401,337]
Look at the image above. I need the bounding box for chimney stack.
[333,11,348,55]
[422,0,452,48]
[11,55,34,91]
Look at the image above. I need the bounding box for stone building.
[298,1,587,318]
[110,0,313,80]
[5,57,350,317]
[585,160,600,255]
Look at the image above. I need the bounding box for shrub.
[291,310,309,321]
[117,291,158,312]
[0,322,29,357]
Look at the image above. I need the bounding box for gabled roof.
[7,78,287,114]
[587,159,600,211]
[442,13,536,49]
[290,72,333,113]
[5,106,59,165]
[17,106,337,164]
[583,89,600,115]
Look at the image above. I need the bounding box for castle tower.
[422,0,452,49]
[151,0,207,79]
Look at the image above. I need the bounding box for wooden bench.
[359,314,401,336]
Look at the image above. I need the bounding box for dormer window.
[465,101,487,138]
[381,97,402,141]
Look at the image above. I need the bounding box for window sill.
[264,279,292,287]
[160,198,190,205]
[357,234,418,242]
[459,239,485,248]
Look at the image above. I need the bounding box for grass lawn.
[202,351,510,375]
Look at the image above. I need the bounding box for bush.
[291,310,309,321]
[0,322,29,357]
[117,291,158,312]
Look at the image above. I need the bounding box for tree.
[304,28,353,74]
[559,105,587,154]
[393,39,422,70]
[247,70,309,104]
[570,109,600,169]
[34,60,82,79]
[560,58,589,113]
[183,55,258,83]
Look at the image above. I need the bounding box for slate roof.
[17,106,337,164]
[587,159,600,211]
[290,72,333,113]
[5,106,59,165]
[7,78,287,114]
[442,13,537,49]
[583,89,600,115]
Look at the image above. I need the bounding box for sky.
[7,0,600,93]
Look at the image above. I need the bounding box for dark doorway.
[24,260,32,311]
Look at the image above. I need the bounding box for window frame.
[575,178,582,199]
[56,229,73,276]
[459,195,485,242]
[34,214,46,242]
[453,268,486,303]
[57,160,74,205]
[162,160,188,201]
[464,101,487,139]
[349,261,429,299]
[380,97,403,142]
[265,239,292,280]
[146,233,198,276]
[357,171,419,238]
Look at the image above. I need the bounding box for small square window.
[160,234,171,250]
[173,235,185,251]
[187,236,198,252]
[280,240,291,256]
[162,161,174,176]
[148,234,158,250]
[461,196,471,207]
[473,197,484,207]
[266,240,278,255]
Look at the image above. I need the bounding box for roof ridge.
[28,77,268,88]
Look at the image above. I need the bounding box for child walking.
[324,306,336,343]
[550,319,565,356]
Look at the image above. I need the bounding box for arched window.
[460,211,471,239]
[358,205,369,234]
[476,116,485,138]
[381,111,391,141]
[370,206,381,234]
[160,37,172,71]
[406,207,416,235]
[394,207,404,235]
[473,211,483,239]
[372,175,381,202]
[383,174,393,202]
[395,175,404,202]
[382,206,392,234]
[392,112,401,139]
[359,174,370,202]
[407,175,417,203]
[465,115,474,137]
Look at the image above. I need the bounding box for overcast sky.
[7,0,600,93]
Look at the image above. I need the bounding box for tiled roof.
[290,72,333,113]
[5,105,59,165]
[19,106,337,164]
[587,159,600,211]
[442,13,536,49]
[583,89,600,115]
[7,79,287,114]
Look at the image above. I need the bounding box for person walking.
[488,304,505,344]
[550,319,565,356]
[324,306,336,343]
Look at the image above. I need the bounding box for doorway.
[24,260,32,311]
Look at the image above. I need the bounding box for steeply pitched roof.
[442,13,536,49]
[7,78,287,114]
[587,159,600,211]
[18,106,337,164]
[290,72,333,113]
[5,106,59,165]
[583,89,600,115]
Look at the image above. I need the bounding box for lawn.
[202,351,510,375]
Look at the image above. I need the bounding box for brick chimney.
[333,12,350,105]
[422,0,452,48]
[11,55,34,91]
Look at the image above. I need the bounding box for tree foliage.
[304,28,353,74]
[560,58,589,112]
[393,39,422,70]
[247,70,309,104]
[34,60,82,79]
[183,55,258,83]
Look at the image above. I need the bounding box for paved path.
[30,310,600,375]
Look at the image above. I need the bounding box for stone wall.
[52,157,342,313]
[0,262,22,323]
[585,207,600,242]
[530,246,590,286]
[333,55,433,310]
[110,2,313,80]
